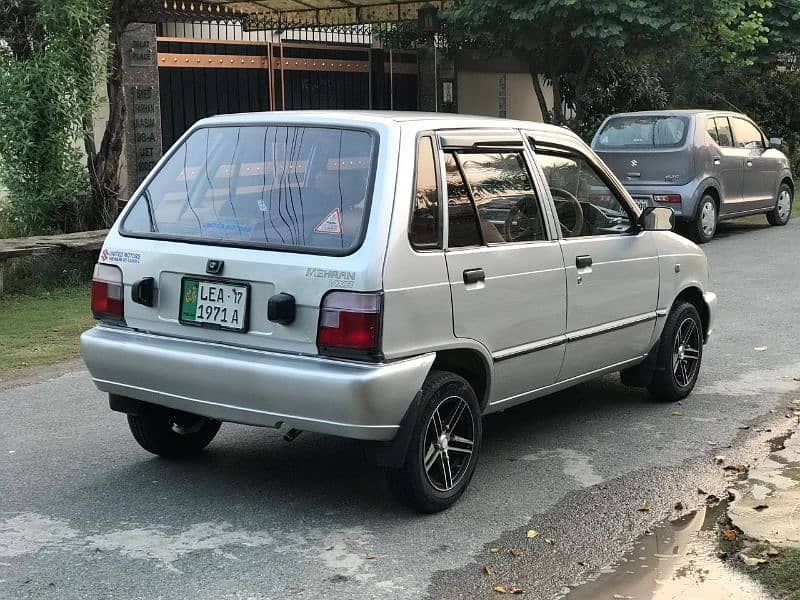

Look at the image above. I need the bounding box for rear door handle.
[576,255,593,269]
[463,269,486,285]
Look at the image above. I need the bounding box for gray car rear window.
[596,116,689,149]
[121,125,376,254]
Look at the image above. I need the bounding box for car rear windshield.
[121,125,377,254]
[596,116,689,149]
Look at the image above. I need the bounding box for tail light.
[318,291,382,361]
[653,194,682,204]
[91,263,124,323]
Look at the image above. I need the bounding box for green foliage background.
[0,0,108,236]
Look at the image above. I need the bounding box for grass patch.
[752,549,800,600]
[0,286,93,376]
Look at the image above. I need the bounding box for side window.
[731,118,765,150]
[537,151,633,237]
[444,151,547,248]
[713,118,733,147]
[706,119,720,144]
[444,153,482,248]
[410,136,440,248]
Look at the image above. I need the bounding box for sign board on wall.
[132,86,159,185]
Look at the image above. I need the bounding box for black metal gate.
[157,34,418,149]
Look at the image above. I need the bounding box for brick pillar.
[418,45,457,113]
[121,23,163,200]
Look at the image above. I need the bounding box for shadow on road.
[61,377,653,520]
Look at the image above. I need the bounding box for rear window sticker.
[314,208,343,235]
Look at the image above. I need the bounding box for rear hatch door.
[593,114,694,187]
[106,122,383,356]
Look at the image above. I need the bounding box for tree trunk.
[87,14,127,229]
[570,47,596,131]
[530,68,552,124]
[552,73,565,125]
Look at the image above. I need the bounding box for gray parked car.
[81,112,716,512]
[592,110,794,243]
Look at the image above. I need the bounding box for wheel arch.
[430,348,492,411]
[780,175,794,196]
[673,286,710,342]
[700,185,721,212]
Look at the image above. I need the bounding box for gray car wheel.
[387,370,482,513]
[690,195,717,244]
[767,183,793,226]
[647,302,703,402]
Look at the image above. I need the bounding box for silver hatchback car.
[81,112,717,512]
[592,110,794,243]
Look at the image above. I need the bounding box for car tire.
[690,195,717,244]
[766,183,793,226]
[128,411,221,458]
[387,370,482,513]
[647,302,704,403]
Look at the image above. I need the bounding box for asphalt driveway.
[1,218,799,600]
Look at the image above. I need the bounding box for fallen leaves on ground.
[484,565,496,576]
[544,538,555,545]
[510,548,523,557]
[490,547,500,554]
[722,529,738,541]
[755,346,768,352]
[363,554,376,560]
[638,501,651,512]
[739,553,767,567]
[508,587,524,595]
[723,464,749,473]
[494,585,508,594]
[526,530,539,539]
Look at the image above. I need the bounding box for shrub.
[0,0,108,237]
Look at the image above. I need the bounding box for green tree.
[445,0,769,130]
[0,0,108,235]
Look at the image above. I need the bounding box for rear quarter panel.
[380,125,464,363]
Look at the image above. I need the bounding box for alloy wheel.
[422,396,476,492]
[672,317,701,387]
[777,189,792,221]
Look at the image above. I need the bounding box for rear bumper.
[80,326,435,441]
[625,181,703,220]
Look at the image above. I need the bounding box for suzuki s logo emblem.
[630,159,639,167]
[206,259,224,275]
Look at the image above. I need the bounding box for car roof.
[194,110,580,139]
[605,109,743,119]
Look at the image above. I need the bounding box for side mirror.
[640,206,675,232]
[769,137,783,148]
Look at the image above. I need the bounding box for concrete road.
[2,218,799,600]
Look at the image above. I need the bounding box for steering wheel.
[503,197,538,242]
[550,187,585,238]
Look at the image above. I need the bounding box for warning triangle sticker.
[314,208,343,235]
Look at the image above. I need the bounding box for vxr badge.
[630,159,639,168]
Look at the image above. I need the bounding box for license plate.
[634,198,649,211]
[180,278,249,332]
